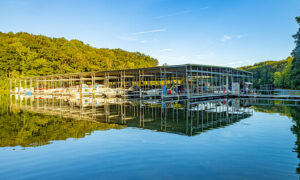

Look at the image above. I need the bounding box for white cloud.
[119,29,165,42]
[221,35,232,42]
[159,48,172,52]
[131,29,166,36]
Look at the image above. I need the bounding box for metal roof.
[12,64,252,80]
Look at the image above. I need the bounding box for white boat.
[103,89,118,98]
[145,89,161,96]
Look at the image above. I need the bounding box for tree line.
[239,17,300,90]
[0,32,158,90]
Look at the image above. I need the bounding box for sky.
[0,0,299,67]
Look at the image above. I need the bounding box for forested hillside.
[0,32,158,90]
[239,57,293,89]
[239,16,300,90]
[290,17,300,89]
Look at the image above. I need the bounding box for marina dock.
[10,64,254,101]
[10,64,300,100]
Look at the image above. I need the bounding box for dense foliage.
[239,57,294,89]
[239,17,300,90]
[0,32,158,90]
[290,17,300,89]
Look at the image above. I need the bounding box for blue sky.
[0,0,299,67]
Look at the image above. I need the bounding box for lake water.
[0,95,300,179]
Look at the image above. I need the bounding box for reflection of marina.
[11,95,253,136]
[1,95,125,147]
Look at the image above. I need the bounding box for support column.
[196,67,199,95]
[211,67,213,94]
[139,70,142,98]
[201,66,203,94]
[219,70,221,94]
[185,66,190,99]
[176,71,178,97]
[190,65,193,97]
[226,75,229,94]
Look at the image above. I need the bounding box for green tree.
[239,57,292,89]
[0,32,159,91]
[291,16,300,89]
[273,72,283,88]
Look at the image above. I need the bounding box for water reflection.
[5,94,300,148]
[0,95,124,147]
[9,95,253,138]
[2,95,300,178]
[246,98,300,174]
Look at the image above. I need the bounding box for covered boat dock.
[10,64,253,101]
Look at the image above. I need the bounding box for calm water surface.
[0,95,300,179]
